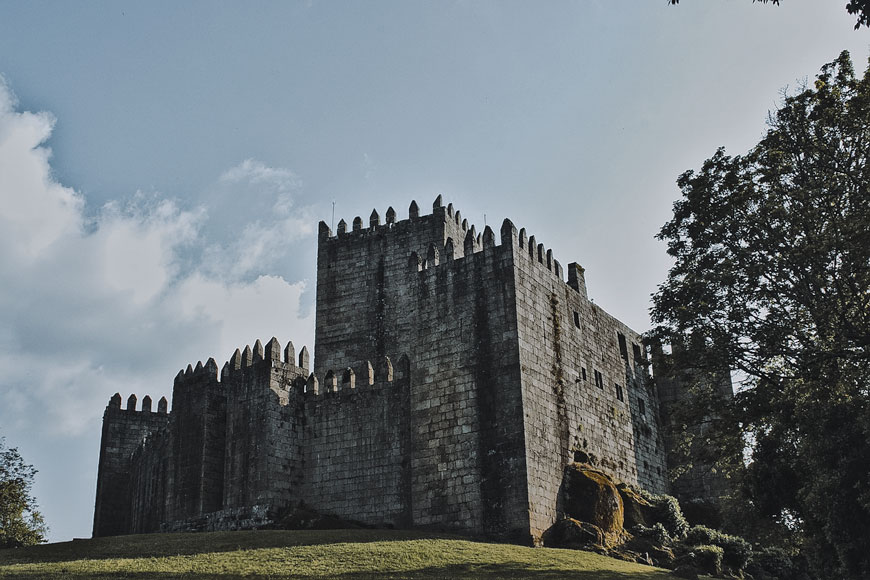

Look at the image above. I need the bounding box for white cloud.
[172,273,314,364]
[0,81,316,540]
[92,195,202,305]
[203,158,315,280]
[0,78,82,259]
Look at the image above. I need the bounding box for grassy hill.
[0,528,685,579]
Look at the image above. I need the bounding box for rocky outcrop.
[617,482,653,529]
[562,463,625,544]
[541,518,606,551]
[545,463,674,568]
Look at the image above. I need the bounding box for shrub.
[745,547,810,580]
[691,544,724,576]
[631,522,672,546]
[685,525,752,571]
[638,490,689,539]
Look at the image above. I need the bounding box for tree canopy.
[650,51,870,579]
[0,438,47,549]
[669,0,870,29]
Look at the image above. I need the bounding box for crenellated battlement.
[302,354,409,397]
[399,211,581,296]
[319,196,475,244]
[106,392,169,414]
[171,337,311,389]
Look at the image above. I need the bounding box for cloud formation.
[0,80,316,540]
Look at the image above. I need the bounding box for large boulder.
[542,518,606,551]
[562,463,624,542]
[617,482,654,529]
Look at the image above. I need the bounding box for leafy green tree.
[669,0,870,30]
[0,438,47,548]
[650,51,870,579]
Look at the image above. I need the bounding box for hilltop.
[0,528,690,579]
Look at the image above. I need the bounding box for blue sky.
[0,1,866,542]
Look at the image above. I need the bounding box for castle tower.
[315,198,529,539]
[314,198,668,541]
[93,393,169,537]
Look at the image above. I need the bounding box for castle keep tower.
[94,197,668,543]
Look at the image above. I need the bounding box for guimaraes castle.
[93,197,679,545]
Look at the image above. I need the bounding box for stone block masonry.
[94,196,670,544]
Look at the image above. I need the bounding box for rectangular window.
[594,370,604,389]
[573,311,581,328]
[618,333,628,360]
[615,383,624,402]
[639,398,646,416]
[632,343,642,362]
[581,367,587,381]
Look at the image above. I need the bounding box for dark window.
[594,370,604,389]
[581,367,587,381]
[639,398,646,416]
[573,311,581,328]
[618,333,628,360]
[632,343,642,362]
[615,383,624,401]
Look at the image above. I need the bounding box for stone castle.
[93,197,671,544]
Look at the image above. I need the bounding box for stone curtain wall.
[301,358,412,527]
[130,426,172,533]
[222,339,308,512]
[508,223,668,539]
[111,338,417,535]
[93,394,169,537]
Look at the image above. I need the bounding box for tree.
[0,438,47,548]
[669,0,870,30]
[650,51,870,579]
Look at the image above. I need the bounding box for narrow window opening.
[581,367,587,381]
[639,398,646,416]
[573,311,580,328]
[594,370,603,389]
[618,332,628,360]
[615,383,624,401]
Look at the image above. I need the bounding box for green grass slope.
[0,529,681,579]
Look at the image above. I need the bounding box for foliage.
[668,0,870,29]
[0,438,46,549]
[745,547,811,580]
[685,525,752,571]
[0,528,680,579]
[688,544,724,576]
[637,490,689,540]
[650,50,870,579]
[631,522,673,546]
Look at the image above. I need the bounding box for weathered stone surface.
[542,518,606,550]
[618,482,654,529]
[562,463,624,538]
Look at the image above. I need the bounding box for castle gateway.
[93,197,668,544]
